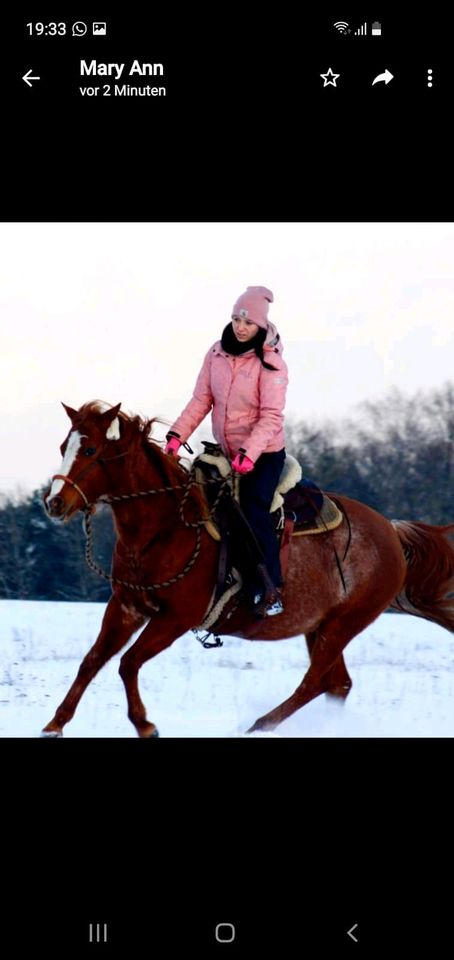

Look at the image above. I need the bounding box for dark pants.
[239,448,286,590]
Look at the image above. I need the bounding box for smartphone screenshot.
[1,10,452,955]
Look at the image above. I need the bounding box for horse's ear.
[98,403,122,424]
[98,403,122,440]
[61,402,78,421]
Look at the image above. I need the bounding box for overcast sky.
[1,221,453,495]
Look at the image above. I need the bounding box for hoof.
[325,684,352,703]
[246,718,277,734]
[40,730,63,738]
[139,726,160,738]
[246,723,264,735]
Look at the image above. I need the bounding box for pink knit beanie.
[231,286,274,329]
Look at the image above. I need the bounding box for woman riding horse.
[165,285,288,617]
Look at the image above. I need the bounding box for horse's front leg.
[118,612,184,738]
[41,596,146,737]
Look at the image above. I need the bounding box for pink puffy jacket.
[169,322,288,463]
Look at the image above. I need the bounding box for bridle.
[51,474,91,509]
[50,438,230,594]
[51,442,130,510]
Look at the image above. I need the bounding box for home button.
[215,922,236,943]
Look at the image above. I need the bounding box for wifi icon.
[334,21,350,34]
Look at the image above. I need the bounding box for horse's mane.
[81,401,161,441]
[81,401,202,504]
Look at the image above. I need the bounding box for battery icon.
[372,21,382,35]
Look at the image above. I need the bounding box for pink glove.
[231,452,255,475]
[165,436,181,456]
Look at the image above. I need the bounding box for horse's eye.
[84,447,97,457]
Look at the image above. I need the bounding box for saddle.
[196,445,342,536]
[193,444,343,639]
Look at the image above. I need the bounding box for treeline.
[1,383,454,601]
[287,383,454,524]
[0,494,115,601]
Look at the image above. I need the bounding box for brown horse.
[42,400,454,737]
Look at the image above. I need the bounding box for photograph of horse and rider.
[2,222,454,737]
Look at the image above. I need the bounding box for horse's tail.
[391,519,454,633]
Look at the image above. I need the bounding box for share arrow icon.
[372,69,394,85]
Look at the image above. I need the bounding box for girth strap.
[214,509,230,603]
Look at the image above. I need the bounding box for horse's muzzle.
[45,494,65,518]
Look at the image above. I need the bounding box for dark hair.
[253,327,279,371]
[221,323,278,371]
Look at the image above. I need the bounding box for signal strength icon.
[334,21,350,34]
[354,22,368,35]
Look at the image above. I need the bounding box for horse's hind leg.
[306,632,352,701]
[248,606,379,733]
[41,597,145,737]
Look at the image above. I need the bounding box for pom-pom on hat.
[232,286,274,330]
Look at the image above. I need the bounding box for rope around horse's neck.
[83,466,230,593]
[83,509,202,593]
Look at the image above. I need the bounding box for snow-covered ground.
[1,600,454,737]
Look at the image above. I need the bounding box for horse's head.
[44,400,124,521]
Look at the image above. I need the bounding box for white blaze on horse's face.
[47,431,88,501]
[46,405,121,507]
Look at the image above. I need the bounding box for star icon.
[320,67,340,87]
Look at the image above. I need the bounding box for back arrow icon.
[372,69,393,85]
[23,69,41,87]
[347,923,359,942]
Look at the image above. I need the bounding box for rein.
[82,507,203,595]
[52,448,230,594]
[52,447,129,508]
